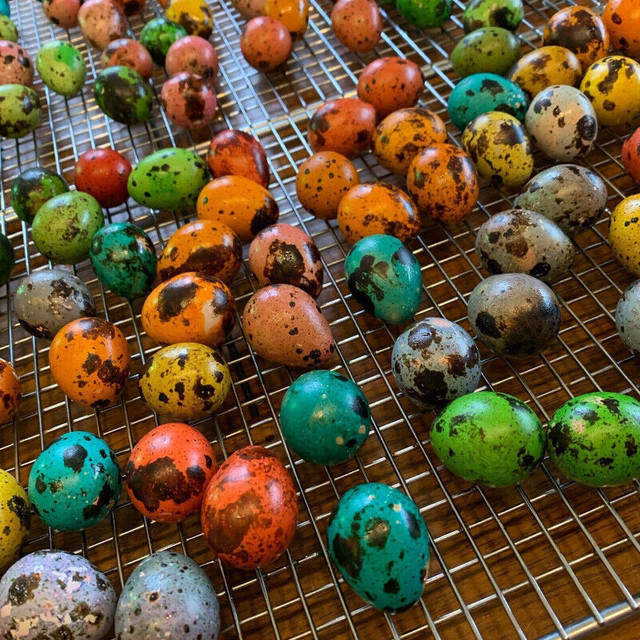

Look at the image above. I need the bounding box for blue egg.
[448,73,529,130]
[327,482,430,612]
[344,234,422,324]
[0,0,9,18]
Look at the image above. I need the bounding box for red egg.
[161,72,217,129]
[201,446,299,569]
[126,423,216,523]
[207,129,270,187]
[101,38,153,79]
[165,36,219,84]
[622,127,640,183]
[74,148,132,208]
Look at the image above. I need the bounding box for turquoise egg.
[548,392,640,487]
[448,73,529,130]
[327,482,430,612]
[280,370,371,465]
[89,222,157,299]
[344,234,422,324]
[0,0,9,17]
[28,431,122,531]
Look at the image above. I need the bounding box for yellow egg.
[262,0,309,39]
[0,469,30,569]
[166,0,214,38]
[609,195,640,277]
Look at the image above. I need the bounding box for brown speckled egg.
[207,129,269,187]
[142,272,236,348]
[78,0,127,51]
[542,6,610,72]
[0,41,33,86]
[230,0,265,18]
[372,107,448,176]
[407,143,479,223]
[49,316,130,409]
[165,35,219,83]
[331,0,382,53]
[357,57,424,117]
[248,223,324,297]
[263,0,309,39]
[337,183,420,244]
[0,359,20,424]
[161,72,217,129]
[242,284,335,368]
[158,220,243,283]
[42,0,82,29]
[102,38,153,79]
[308,97,376,158]
[296,151,359,220]
[241,16,292,72]
[197,175,279,243]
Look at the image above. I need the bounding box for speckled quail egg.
[0,469,29,569]
[139,16,187,65]
[36,39,86,97]
[0,15,18,42]
[161,71,217,129]
[78,0,127,51]
[11,167,69,224]
[0,84,41,139]
[462,0,523,32]
[616,280,640,352]
[0,41,33,86]
[0,358,19,423]
[609,194,640,277]
[451,27,521,78]
[331,0,382,53]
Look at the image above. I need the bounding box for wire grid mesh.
[1,0,640,638]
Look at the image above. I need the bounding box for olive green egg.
[128,147,210,211]
[0,15,18,42]
[94,65,152,125]
[0,234,14,286]
[462,0,524,33]
[451,27,521,77]
[36,40,86,97]
[396,0,453,29]
[140,17,188,65]
[431,391,546,487]
[548,392,640,487]
[11,167,69,224]
[0,84,41,139]
[32,191,105,264]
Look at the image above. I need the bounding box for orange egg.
[196,175,279,243]
[331,0,381,53]
[357,57,424,117]
[0,359,20,423]
[142,273,236,348]
[49,317,130,409]
[337,183,421,244]
[157,220,243,283]
[603,0,640,59]
[406,144,479,224]
[296,151,360,220]
[372,107,448,176]
[207,129,270,188]
[262,0,309,39]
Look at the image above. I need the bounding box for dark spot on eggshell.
[7,573,40,606]
[63,444,88,473]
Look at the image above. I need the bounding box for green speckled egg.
[451,27,521,77]
[32,191,105,264]
[431,391,546,487]
[36,39,86,97]
[128,147,210,210]
[396,0,452,28]
[28,430,121,531]
[0,84,41,139]
[0,233,14,286]
[548,392,640,487]
[94,65,152,125]
[327,482,429,612]
[89,222,157,298]
[0,15,18,42]
[11,167,69,224]
[462,0,523,33]
[140,17,188,65]
[280,370,371,465]
[344,234,422,324]
[0,468,30,569]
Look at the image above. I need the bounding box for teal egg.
[0,84,41,139]
[462,0,524,32]
[0,15,18,42]
[344,234,422,324]
[36,40,86,97]
[11,167,69,224]
[28,431,122,531]
[0,0,9,17]
[0,234,14,286]
[140,17,188,65]
[451,27,521,77]
[327,482,430,612]
[128,148,210,211]
[89,222,157,299]
[280,370,371,465]
[431,391,546,487]
[94,65,152,125]
[396,0,452,28]
[448,73,529,130]
[548,392,640,487]
[32,191,104,264]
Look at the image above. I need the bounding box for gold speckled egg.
[138,342,231,420]
[609,194,640,277]
[262,0,309,39]
[0,469,30,569]
[0,359,20,423]
[166,0,214,38]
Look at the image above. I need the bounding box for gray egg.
[115,551,220,640]
[475,209,575,282]
[616,280,640,352]
[0,549,116,640]
[524,85,598,161]
[14,268,96,339]
[468,273,562,358]
[392,317,482,409]
[514,164,608,237]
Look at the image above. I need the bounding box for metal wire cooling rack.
[1,0,640,638]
